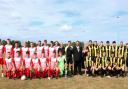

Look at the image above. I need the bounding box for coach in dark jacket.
[73,41,83,75]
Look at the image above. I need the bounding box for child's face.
[68,42,71,46]
[41,54,45,58]
[34,54,37,58]
[44,42,47,46]
[103,53,106,57]
[15,43,18,48]
[119,54,122,58]
[97,54,100,57]
[53,53,56,57]
[111,54,114,57]
[30,43,34,47]
[59,52,62,56]
[113,43,116,46]
[38,42,41,46]
[7,40,10,44]
[26,54,29,58]
[100,42,103,46]
[50,43,53,47]
[87,52,90,56]
[126,45,128,48]
[120,42,123,46]
[7,53,10,58]
[16,52,20,57]
[23,42,27,47]
[55,42,58,46]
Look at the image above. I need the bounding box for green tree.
[2,40,7,45]
[11,40,15,47]
[18,41,22,47]
[26,41,30,47]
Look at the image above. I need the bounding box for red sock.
[42,71,45,78]
[13,71,16,78]
[50,69,54,77]
[47,68,51,77]
[30,71,32,79]
[26,69,30,78]
[6,71,11,78]
[20,70,23,77]
[56,69,59,77]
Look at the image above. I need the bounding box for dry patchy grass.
[0,75,128,89]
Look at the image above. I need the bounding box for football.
[21,75,26,80]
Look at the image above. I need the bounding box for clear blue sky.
[0,0,128,42]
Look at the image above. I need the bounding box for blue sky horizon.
[0,0,128,42]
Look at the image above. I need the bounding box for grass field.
[0,75,128,89]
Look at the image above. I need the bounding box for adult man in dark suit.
[65,41,73,75]
[73,41,83,75]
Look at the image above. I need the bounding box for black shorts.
[126,58,128,67]
[66,57,73,64]
[91,56,95,62]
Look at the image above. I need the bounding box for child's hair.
[38,40,41,42]
[15,41,19,44]
[7,39,10,41]
[44,40,47,43]
[58,49,64,55]
[26,51,29,54]
[7,52,10,54]
[16,51,20,56]
[112,41,116,43]
[16,51,20,53]
[106,41,110,44]
[111,52,114,55]
[53,50,56,54]
[34,52,37,54]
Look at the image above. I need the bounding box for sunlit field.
[0,75,128,89]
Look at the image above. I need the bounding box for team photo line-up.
[0,39,128,80]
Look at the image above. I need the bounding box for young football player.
[29,42,37,59]
[23,51,32,80]
[116,54,125,77]
[125,43,128,76]
[54,41,60,57]
[106,52,113,78]
[111,41,118,57]
[50,51,59,79]
[3,52,15,79]
[118,41,125,58]
[13,41,22,58]
[57,49,67,77]
[49,41,55,58]
[0,40,4,77]
[101,51,107,77]
[31,52,41,79]
[40,53,49,78]
[36,41,43,59]
[21,42,29,59]
[13,51,23,78]
[43,40,49,58]
[85,51,93,76]
[4,39,13,57]
[105,41,111,58]
[92,53,102,76]
[110,52,116,77]
[99,41,105,57]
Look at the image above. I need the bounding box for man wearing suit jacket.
[73,41,83,75]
